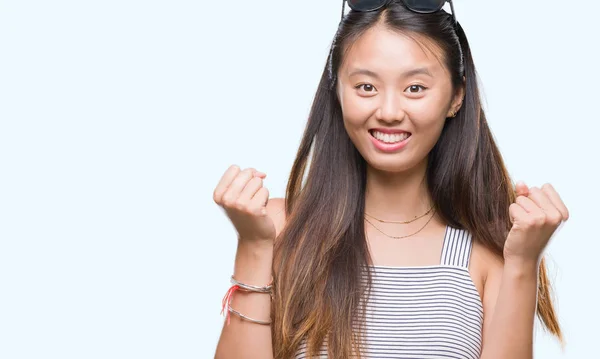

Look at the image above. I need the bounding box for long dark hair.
[272,3,562,358]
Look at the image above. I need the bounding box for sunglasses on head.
[342,0,457,25]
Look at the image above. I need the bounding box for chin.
[365,156,419,174]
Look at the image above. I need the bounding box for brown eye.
[362,84,374,92]
[356,84,376,93]
[406,85,427,93]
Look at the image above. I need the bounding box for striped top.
[295,226,483,359]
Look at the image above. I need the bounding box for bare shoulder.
[469,238,504,299]
[265,197,288,238]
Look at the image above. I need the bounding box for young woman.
[213,1,569,358]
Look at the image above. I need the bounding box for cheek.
[410,115,446,147]
[410,112,444,131]
[341,102,374,140]
[341,97,372,126]
[407,97,448,130]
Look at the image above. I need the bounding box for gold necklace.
[364,209,436,239]
[364,205,434,224]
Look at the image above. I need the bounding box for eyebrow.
[348,67,433,79]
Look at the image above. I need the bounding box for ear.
[447,78,466,117]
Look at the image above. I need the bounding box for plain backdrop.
[1,0,599,358]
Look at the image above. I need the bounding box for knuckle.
[534,213,546,225]
[522,216,535,227]
[213,191,222,204]
[238,169,253,180]
[233,199,246,210]
[548,213,563,225]
[526,220,538,228]
[522,214,540,227]
[227,165,241,177]
[221,195,236,207]
[251,176,263,185]
[541,183,552,190]
[236,201,254,213]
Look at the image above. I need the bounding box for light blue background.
[0,0,598,358]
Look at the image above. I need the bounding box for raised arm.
[213,165,287,359]
[480,249,539,358]
[480,182,568,359]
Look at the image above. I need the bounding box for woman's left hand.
[503,182,569,264]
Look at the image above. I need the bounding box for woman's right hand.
[213,165,276,243]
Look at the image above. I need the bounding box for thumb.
[252,169,267,178]
[515,180,529,197]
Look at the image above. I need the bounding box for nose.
[376,91,405,123]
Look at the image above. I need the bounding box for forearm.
[215,240,274,359]
[480,260,539,359]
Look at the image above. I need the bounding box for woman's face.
[337,25,464,173]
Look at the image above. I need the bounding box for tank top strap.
[440,226,473,268]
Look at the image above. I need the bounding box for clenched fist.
[504,181,569,263]
[213,165,276,243]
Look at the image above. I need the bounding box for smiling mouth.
[368,129,412,144]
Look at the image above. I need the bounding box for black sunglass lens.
[347,0,387,11]
[402,0,445,12]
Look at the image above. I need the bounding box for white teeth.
[371,130,410,143]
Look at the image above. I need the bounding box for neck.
[364,158,433,220]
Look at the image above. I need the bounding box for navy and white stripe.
[440,226,473,268]
[296,226,483,359]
